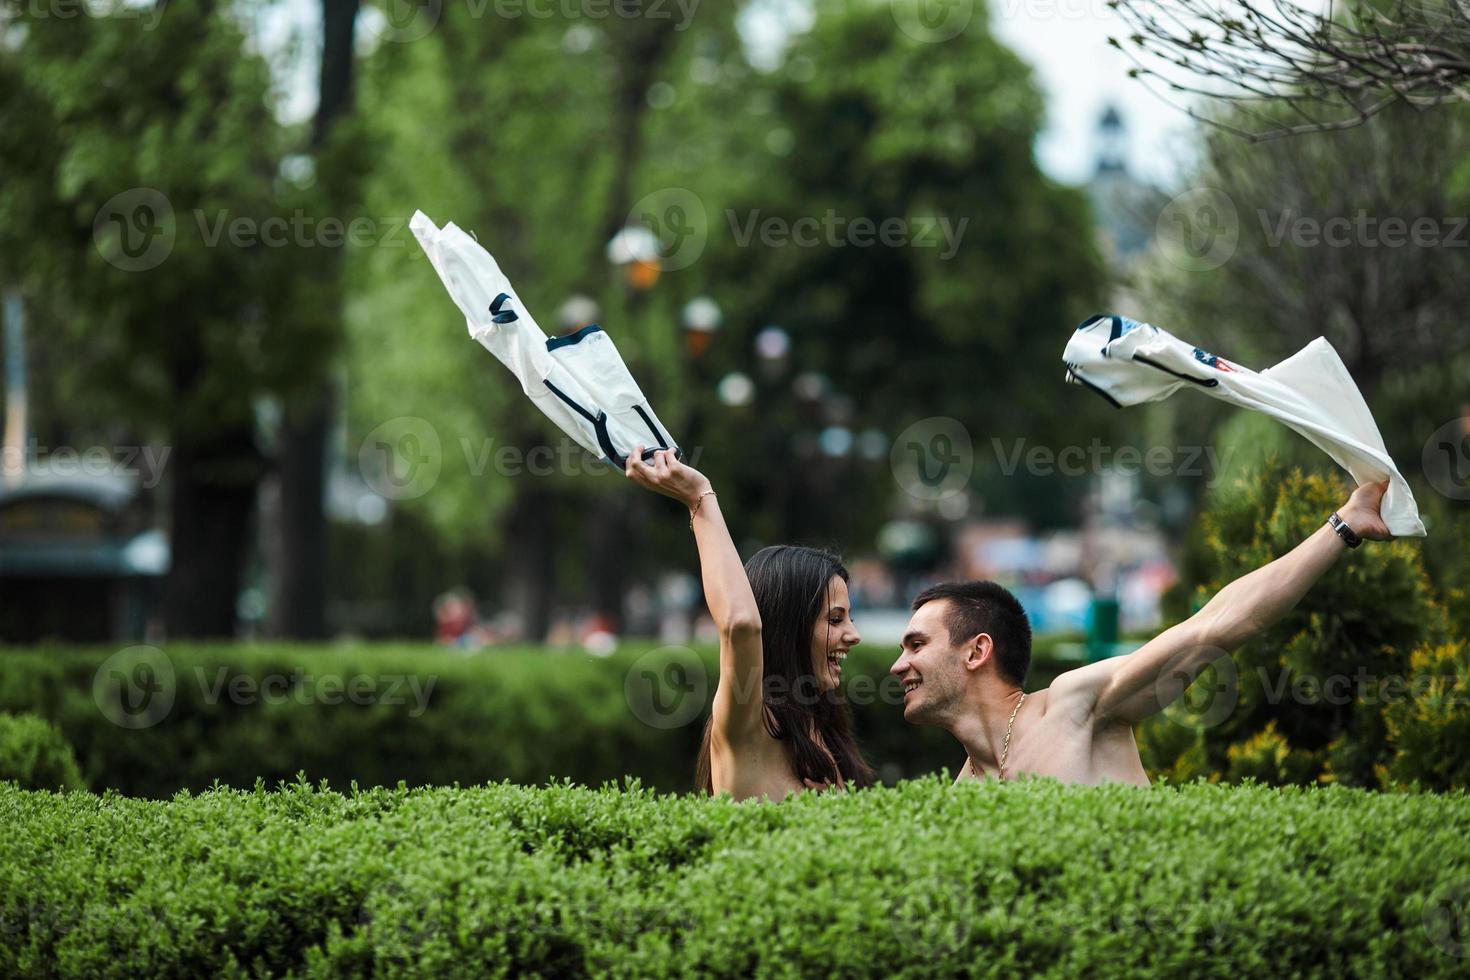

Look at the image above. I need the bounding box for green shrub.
[1382,641,1470,790]
[1141,460,1460,787]
[2,778,1468,977]
[0,642,1086,798]
[0,712,84,791]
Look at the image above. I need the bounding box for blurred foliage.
[1135,102,1470,470]
[0,639,1083,797]
[1138,460,1469,788]
[0,0,338,440]
[0,712,83,792]
[6,778,1470,975]
[1381,641,1470,789]
[341,0,1112,618]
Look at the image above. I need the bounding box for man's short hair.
[911,581,1032,687]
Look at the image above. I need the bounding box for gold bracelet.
[689,490,716,528]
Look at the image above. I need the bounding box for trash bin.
[1086,596,1120,662]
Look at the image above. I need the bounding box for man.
[889,481,1392,786]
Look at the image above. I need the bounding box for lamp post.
[606,226,662,292]
[678,296,721,453]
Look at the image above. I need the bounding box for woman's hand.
[624,447,712,510]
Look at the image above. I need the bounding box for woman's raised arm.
[624,449,764,737]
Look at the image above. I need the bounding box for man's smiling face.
[890,599,970,726]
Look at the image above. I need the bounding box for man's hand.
[1337,480,1392,541]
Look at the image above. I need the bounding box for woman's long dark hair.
[695,545,875,794]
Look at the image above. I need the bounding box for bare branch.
[1109,0,1470,137]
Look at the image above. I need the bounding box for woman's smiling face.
[811,575,860,692]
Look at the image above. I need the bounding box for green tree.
[343,2,743,635]
[679,0,1113,543]
[0,1,334,636]
[1138,461,1450,786]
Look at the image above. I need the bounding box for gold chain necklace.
[967,691,1026,781]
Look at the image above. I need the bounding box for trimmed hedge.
[3,778,1469,977]
[0,642,1085,798]
[0,713,83,791]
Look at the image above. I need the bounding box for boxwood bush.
[0,713,83,791]
[0,642,1084,798]
[3,777,1468,977]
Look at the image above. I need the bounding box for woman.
[625,448,874,800]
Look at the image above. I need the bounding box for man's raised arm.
[1049,481,1392,727]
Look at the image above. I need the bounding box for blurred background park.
[1,0,1469,795]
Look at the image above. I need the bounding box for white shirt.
[1063,314,1424,537]
[411,210,679,469]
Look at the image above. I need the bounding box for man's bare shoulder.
[1034,663,1111,726]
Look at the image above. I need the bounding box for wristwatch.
[1328,512,1362,549]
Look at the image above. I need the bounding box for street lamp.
[680,295,722,359]
[555,294,600,334]
[606,225,661,291]
[754,324,790,379]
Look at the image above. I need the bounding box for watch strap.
[1328,512,1362,549]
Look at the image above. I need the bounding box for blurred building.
[0,473,168,642]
